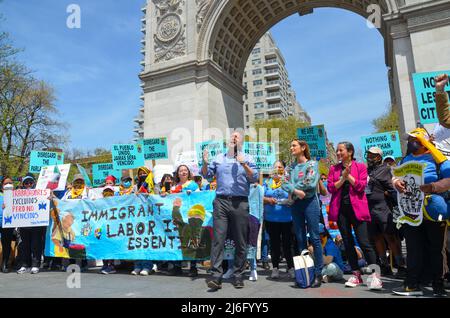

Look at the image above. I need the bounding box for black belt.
[216,195,248,201]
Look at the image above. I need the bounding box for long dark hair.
[174,165,193,184]
[292,139,311,160]
[160,174,173,186]
[338,141,355,161]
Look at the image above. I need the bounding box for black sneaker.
[311,275,322,288]
[392,285,423,296]
[206,278,222,291]
[233,277,244,289]
[433,285,448,297]
[381,265,394,277]
[395,266,407,279]
[168,267,183,276]
[262,262,270,270]
[188,267,198,277]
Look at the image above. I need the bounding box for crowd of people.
[0,75,449,297]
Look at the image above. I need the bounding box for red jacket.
[327,161,371,223]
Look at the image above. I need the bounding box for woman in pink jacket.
[327,142,379,289]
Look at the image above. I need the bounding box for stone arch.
[198,0,397,81]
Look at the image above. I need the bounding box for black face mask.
[139,175,148,182]
[367,158,380,168]
[407,141,421,155]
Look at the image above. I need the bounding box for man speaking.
[202,130,259,290]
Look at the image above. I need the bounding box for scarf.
[119,185,133,196]
[70,186,84,199]
[270,178,282,190]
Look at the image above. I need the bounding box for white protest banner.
[392,161,425,226]
[2,189,51,228]
[36,164,71,191]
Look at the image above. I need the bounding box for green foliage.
[372,105,400,133]
[252,116,309,164]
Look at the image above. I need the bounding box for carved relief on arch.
[153,0,186,63]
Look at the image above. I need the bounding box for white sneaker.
[288,268,295,279]
[140,268,150,276]
[152,264,158,272]
[249,270,258,281]
[368,273,383,290]
[30,267,39,274]
[17,267,28,274]
[131,269,141,276]
[223,268,234,279]
[270,268,280,279]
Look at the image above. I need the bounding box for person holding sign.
[263,161,295,279]
[327,142,379,290]
[16,175,46,275]
[61,174,97,200]
[202,131,259,290]
[167,164,200,277]
[435,74,450,128]
[1,177,15,273]
[392,129,450,297]
[119,175,134,196]
[365,147,404,277]
[281,139,323,288]
[132,167,155,277]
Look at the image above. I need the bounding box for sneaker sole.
[393,291,423,296]
[207,281,222,290]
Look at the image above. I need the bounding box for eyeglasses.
[320,178,327,181]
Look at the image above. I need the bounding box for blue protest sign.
[360,131,402,160]
[297,125,327,159]
[412,70,450,124]
[92,163,122,187]
[44,191,215,260]
[29,151,64,173]
[244,142,276,172]
[139,138,169,161]
[111,144,144,170]
[195,140,225,167]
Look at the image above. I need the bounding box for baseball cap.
[22,175,35,183]
[383,155,395,162]
[72,174,84,183]
[367,147,383,157]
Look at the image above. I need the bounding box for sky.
[0,1,390,154]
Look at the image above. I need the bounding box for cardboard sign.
[35,164,71,191]
[244,142,276,172]
[29,151,64,173]
[112,144,145,170]
[412,70,450,124]
[2,189,51,228]
[92,163,122,187]
[360,131,402,160]
[297,125,327,159]
[139,138,169,161]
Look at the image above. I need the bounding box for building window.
[254,91,263,97]
[253,79,262,86]
[246,115,249,122]
[252,48,261,54]
[255,113,265,120]
[252,59,261,65]
[245,104,248,112]
[252,69,262,75]
[254,102,264,109]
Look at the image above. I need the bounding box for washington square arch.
[139,0,450,161]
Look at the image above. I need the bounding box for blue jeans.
[134,260,153,270]
[261,227,270,262]
[292,196,323,275]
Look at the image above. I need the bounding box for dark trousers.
[1,227,15,267]
[338,203,377,271]
[265,221,294,269]
[18,227,46,268]
[210,197,249,279]
[403,221,447,287]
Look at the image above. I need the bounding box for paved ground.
[0,264,445,298]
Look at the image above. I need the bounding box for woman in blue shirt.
[264,161,294,279]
